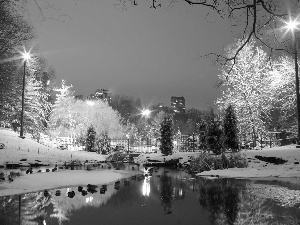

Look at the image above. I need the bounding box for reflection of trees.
[236,191,300,225]
[171,176,188,200]
[21,192,51,225]
[0,186,117,225]
[160,173,173,214]
[235,192,272,225]
[50,187,115,224]
[198,178,300,225]
[0,193,51,225]
[0,195,19,225]
[199,179,245,225]
[51,198,70,225]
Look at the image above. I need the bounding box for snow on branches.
[217,39,297,142]
[49,80,124,141]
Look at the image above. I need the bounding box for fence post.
[192,133,195,152]
[127,138,130,153]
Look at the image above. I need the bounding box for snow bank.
[197,146,300,184]
[0,169,137,197]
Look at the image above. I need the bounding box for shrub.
[107,151,127,162]
[190,152,248,173]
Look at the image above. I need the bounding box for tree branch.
[257,0,287,17]
[183,0,222,15]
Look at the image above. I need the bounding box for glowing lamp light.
[282,17,300,36]
[141,109,151,117]
[22,51,31,61]
[285,19,299,31]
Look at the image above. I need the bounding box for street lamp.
[283,17,300,147]
[19,50,31,138]
[141,109,151,118]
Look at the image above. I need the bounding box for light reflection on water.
[142,177,151,196]
[0,166,300,225]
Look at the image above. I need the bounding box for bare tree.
[115,0,298,69]
[0,1,35,54]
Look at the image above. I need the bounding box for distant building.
[151,103,173,114]
[157,103,165,110]
[75,95,84,100]
[171,96,185,113]
[87,89,112,104]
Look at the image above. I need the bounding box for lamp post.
[19,51,31,138]
[283,18,300,147]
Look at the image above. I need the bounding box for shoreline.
[198,173,300,186]
[0,169,142,197]
[197,166,300,186]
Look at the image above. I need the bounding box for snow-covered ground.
[0,169,136,197]
[135,143,300,185]
[0,128,107,166]
[197,146,300,185]
[0,128,139,197]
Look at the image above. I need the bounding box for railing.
[38,133,207,153]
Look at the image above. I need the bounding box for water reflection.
[1,166,300,225]
[142,177,150,196]
[199,179,244,225]
[160,172,173,214]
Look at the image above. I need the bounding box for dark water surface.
[1,165,300,225]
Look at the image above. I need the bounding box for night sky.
[28,0,233,110]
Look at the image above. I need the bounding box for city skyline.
[77,88,188,111]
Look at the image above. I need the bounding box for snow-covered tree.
[268,56,297,132]
[23,75,51,137]
[49,80,75,137]
[49,87,124,148]
[86,100,124,139]
[217,39,274,146]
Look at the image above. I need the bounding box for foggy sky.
[30,0,233,110]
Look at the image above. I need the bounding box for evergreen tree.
[205,108,223,154]
[49,80,75,136]
[151,111,166,146]
[23,75,51,137]
[160,116,173,155]
[86,126,96,152]
[223,104,239,151]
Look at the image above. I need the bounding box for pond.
[1,165,300,225]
